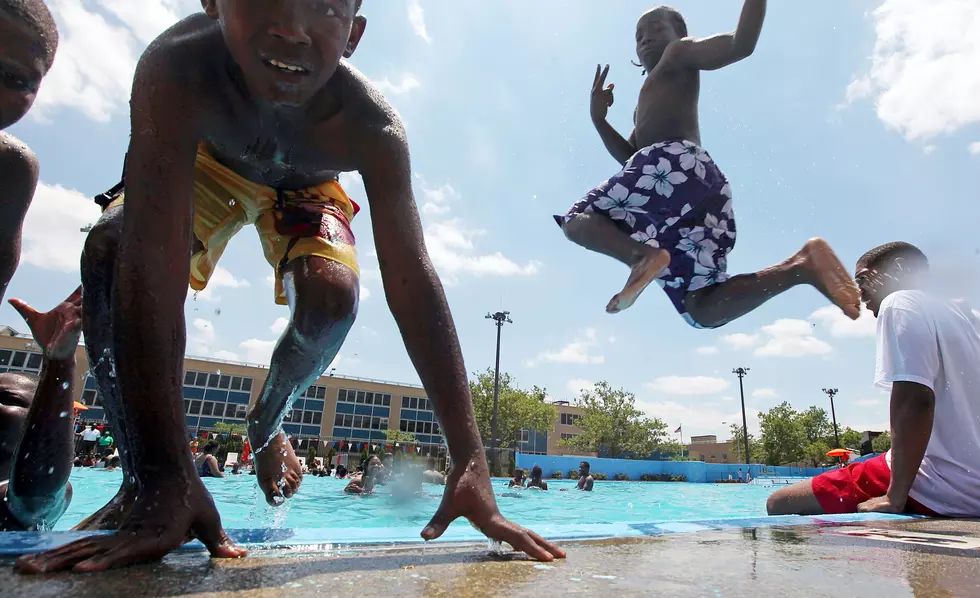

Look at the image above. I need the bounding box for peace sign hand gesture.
[590,64,614,124]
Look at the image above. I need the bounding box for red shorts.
[811,454,937,515]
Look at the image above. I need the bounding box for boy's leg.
[71,206,139,530]
[685,238,861,329]
[562,212,670,313]
[766,479,824,516]
[248,256,358,505]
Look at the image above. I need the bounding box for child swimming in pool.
[18,0,563,574]
[344,456,381,495]
[555,1,860,328]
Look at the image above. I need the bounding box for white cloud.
[425,219,540,282]
[810,306,877,338]
[752,388,779,399]
[239,339,275,364]
[969,141,980,155]
[420,182,459,217]
[634,399,762,441]
[528,329,604,367]
[212,350,240,361]
[696,346,719,355]
[31,0,188,122]
[646,376,730,396]
[372,73,421,96]
[20,183,101,273]
[360,285,372,300]
[188,318,215,355]
[719,396,735,402]
[855,398,885,407]
[845,0,980,141]
[270,317,289,335]
[407,0,432,43]
[194,267,250,301]
[754,319,833,358]
[721,333,761,350]
[264,273,276,288]
[566,378,593,398]
[607,336,617,344]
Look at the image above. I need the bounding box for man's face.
[579,463,589,475]
[206,0,365,108]
[855,264,889,317]
[635,10,681,72]
[0,12,47,129]
[0,375,34,460]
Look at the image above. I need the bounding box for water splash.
[487,539,507,555]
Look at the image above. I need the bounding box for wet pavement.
[2,518,979,597]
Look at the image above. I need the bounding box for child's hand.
[590,64,614,123]
[8,286,83,361]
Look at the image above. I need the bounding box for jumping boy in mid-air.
[18,0,563,573]
[0,0,58,302]
[555,1,860,328]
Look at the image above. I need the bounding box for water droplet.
[47,467,54,474]
[59,411,68,418]
[61,381,69,390]
[228,198,236,207]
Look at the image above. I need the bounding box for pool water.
[56,468,783,532]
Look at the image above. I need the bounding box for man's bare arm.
[665,0,766,71]
[0,137,38,302]
[886,381,935,507]
[113,41,203,474]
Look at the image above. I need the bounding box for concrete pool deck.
[2,517,979,597]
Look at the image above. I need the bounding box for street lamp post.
[733,368,751,464]
[486,311,512,474]
[823,388,841,448]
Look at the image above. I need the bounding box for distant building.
[860,430,886,455]
[690,434,717,445]
[686,439,734,464]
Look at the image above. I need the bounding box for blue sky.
[5,0,979,442]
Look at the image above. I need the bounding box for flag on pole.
[674,426,681,434]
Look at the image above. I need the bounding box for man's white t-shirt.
[82,428,101,442]
[876,290,980,516]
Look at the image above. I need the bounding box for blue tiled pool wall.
[516,453,831,482]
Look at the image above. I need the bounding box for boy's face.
[0,12,48,129]
[206,0,365,108]
[0,374,34,459]
[636,10,682,71]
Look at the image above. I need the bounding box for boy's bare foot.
[71,484,137,531]
[15,478,246,573]
[606,247,671,313]
[799,238,861,320]
[253,432,302,506]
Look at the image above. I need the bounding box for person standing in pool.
[0,0,59,305]
[0,288,81,531]
[768,243,980,517]
[18,0,564,573]
[526,466,548,490]
[554,1,860,328]
[577,462,594,492]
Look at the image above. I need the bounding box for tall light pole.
[823,388,841,448]
[486,311,512,473]
[733,368,751,464]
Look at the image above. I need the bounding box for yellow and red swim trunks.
[103,143,360,305]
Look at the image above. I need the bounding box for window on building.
[560,413,582,426]
[207,374,220,388]
[218,375,230,389]
[241,378,253,392]
[189,400,201,415]
[521,429,530,443]
[10,352,26,368]
[560,433,578,441]
[0,350,10,366]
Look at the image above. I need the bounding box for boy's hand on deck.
[857,495,905,514]
[8,286,82,361]
[421,456,566,562]
[590,64,614,124]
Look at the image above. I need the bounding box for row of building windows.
[285,408,324,426]
[300,384,328,400]
[333,413,389,431]
[0,349,43,372]
[559,413,582,426]
[401,395,432,411]
[183,369,254,392]
[338,388,392,406]
[400,419,440,435]
[183,399,247,420]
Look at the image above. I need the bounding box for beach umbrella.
[826,448,850,457]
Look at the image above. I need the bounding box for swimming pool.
[55,468,781,531]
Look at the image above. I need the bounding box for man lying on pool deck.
[768,243,980,518]
[15,0,563,573]
[0,288,81,531]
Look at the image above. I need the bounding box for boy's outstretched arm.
[362,123,565,562]
[0,138,39,302]
[665,0,766,71]
[2,288,82,530]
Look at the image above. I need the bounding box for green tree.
[798,406,833,444]
[469,368,557,449]
[803,440,832,467]
[562,381,674,458]
[839,427,863,450]
[759,402,805,465]
[386,429,418,444]
[728,423,762,464]
[872,431,892,453]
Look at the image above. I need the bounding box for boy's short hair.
[0,0,59,71]
[857,242,929,273]
[653,5,687,38]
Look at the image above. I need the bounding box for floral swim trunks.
[554,140,735,328]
